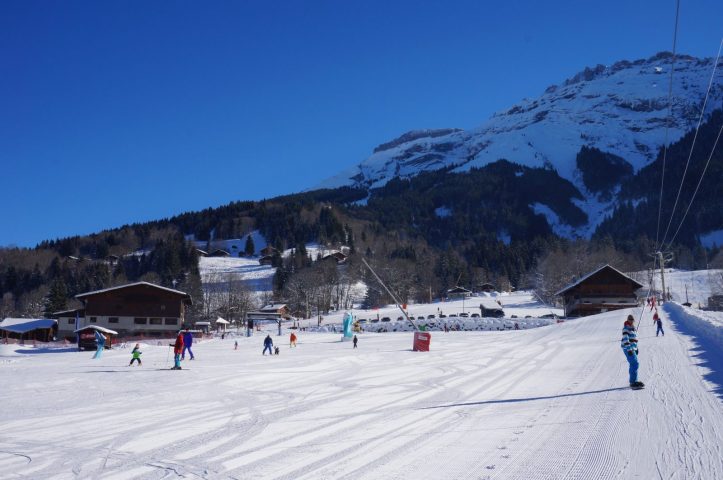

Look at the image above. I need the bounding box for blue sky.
[2,0,721,247]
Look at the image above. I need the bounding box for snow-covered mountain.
[319,53,723,237]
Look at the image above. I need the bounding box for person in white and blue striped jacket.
[621,315,643,387]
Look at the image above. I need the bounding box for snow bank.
[664,302,723,398]
[313,316,554,334]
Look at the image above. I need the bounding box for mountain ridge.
[318,52,723,238]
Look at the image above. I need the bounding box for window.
[67,319,74,324]
[108,317,119,324]
[134,318,147,325]
[149,318,162,325]
[90,317,97,323]
[164,318,178,325]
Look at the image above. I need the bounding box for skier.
[129,343,142,366]
[262,334,273,356]
[170,331,184,370]
[182,328,195,360]
[290,332,297,348]
[234,340,238,350]
[653,312,665,337]
[353,334,358,348]
[92,330,105,359]
[621,315,643,388]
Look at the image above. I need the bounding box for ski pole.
[165,344,171,368]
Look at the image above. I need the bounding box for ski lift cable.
[360,257,420,332]
[664,118,723,250]
[655,0,681,250]
[660,38,723,248]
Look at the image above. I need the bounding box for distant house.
[259,255,274,266]
[57,282,193,339]
[259,304,291,318]
[209,249,231,257]
[479,298,504,318]
[477,282,495,293]
[447,286,472,299]
[708,295,723,311]
[322,251,347,264]
[555,264,643,318]
[260,246,278,257]
[195,248,208,257]
[0,318,57,343]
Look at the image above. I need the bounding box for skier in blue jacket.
[621,315,644,388]
[262,334,273,356]
[182,328,195,360]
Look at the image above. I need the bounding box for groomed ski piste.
[2,294,722,479]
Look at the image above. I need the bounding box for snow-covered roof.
[479,298,504,310]
[75,282,191,300]
[73,325,119,335]
[554,264,643,296]
[195,321,211,326]
[215,317,230,324]
[0,318,57,334]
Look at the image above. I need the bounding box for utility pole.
[656,251,674,303]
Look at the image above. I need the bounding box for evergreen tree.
[245,234,255,256]
[44,279,67,317]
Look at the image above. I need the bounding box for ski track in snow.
[1,306,722,479]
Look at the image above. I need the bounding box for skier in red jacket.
[170,331,184,370]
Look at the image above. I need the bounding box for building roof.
[259,304,288,312]
[479,298,504,310]
[447,286,472,294]
[52,308,85,317]
[215,317,230,324]
[0,318,57,334]
[554,264,644,296]
[73,325,119,335]
[75,281,192,303]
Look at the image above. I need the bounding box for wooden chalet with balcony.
[59,282,193,339]
[555,264,643,318]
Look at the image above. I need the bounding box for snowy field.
[2,305,722,479]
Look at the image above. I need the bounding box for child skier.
[129,344,142,366]
[353,334,358,348]
[621,315,643,388]
[653,312,664,336]
[290,332,297,348]
[234,340,238,350]
[170,331,184,370]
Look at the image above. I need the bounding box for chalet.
[477,282,495,293]
[259,255,274,266]
[0,318,57,343]
[322,251,348,264]
[56,282,193,339]
[209,249,231,257]
[555,264,643,318]
[259,304,292,318]
[708,295,723,311]
[447,286,472,299]
[479,298,504,318]
[260,246,278,257]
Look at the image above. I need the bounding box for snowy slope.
[2,304,721,479]
[319,53,723,238]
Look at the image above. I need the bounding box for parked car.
[371,318,380,323]
[381,317,391,322]
[427,314,436,319]
[439,314,447,318]
[358,319,367,324]
[459,312,469,318]
[471,313,480,318]
[448,313,458,318]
